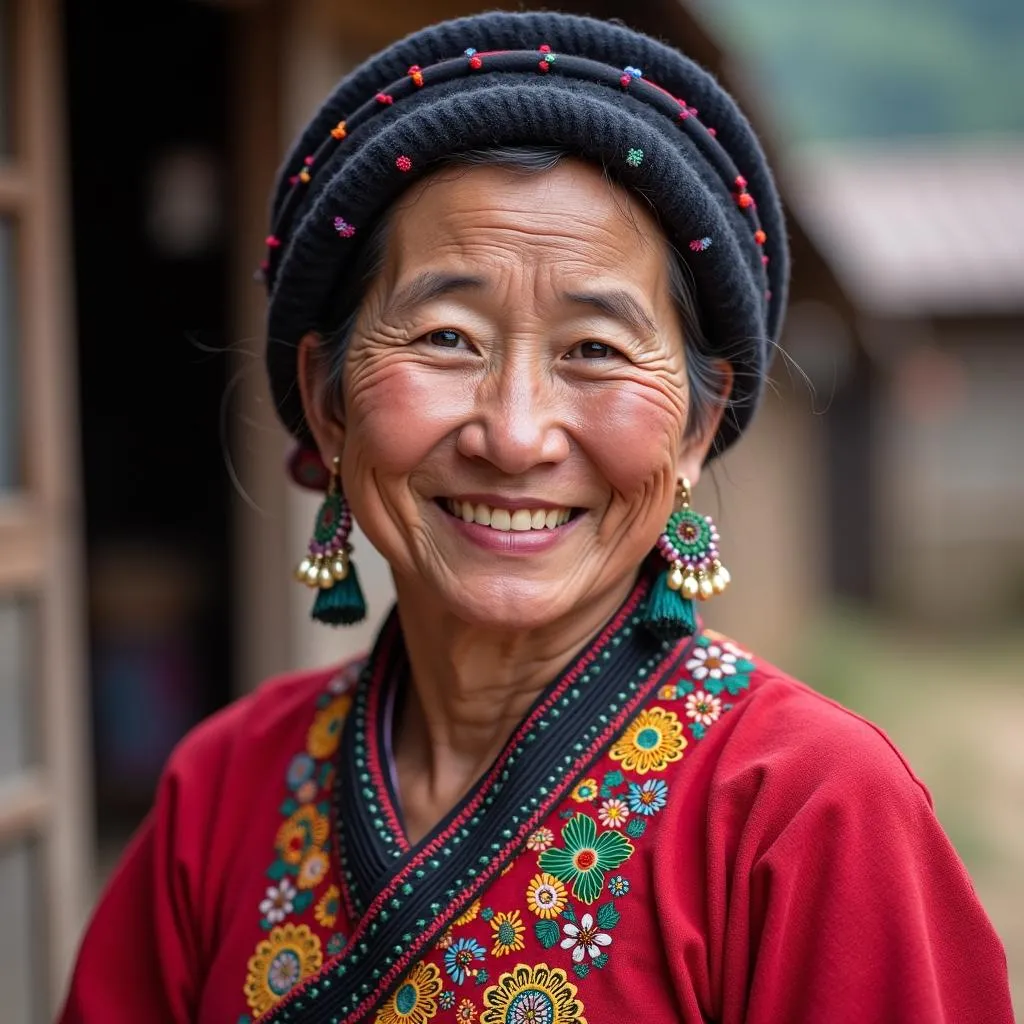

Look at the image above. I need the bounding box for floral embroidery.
[526,873,568,919]
[276,804,330,867]
[597,798,629,829]
[315,884,341,928]
[455,997,478,1022]
[608,706,685,774]
[244,924,323,1016]
[259,879,297,925]
[560,913,612,963]
[658,683,676,700]
[445,937,487,984]
[453,900,482,927]
[326,931,347,956]
[286,753,315,789]
[490,910,527,957]
[607,875,629,897]
[526,828,555,852]
[538,813,633,903]
[685,643,737,683]
[437,929,454,950]
[376,961,442,1024]
[569,777,598,803]
[306,693,352,759]
[297,847,330,889]
[439,991,456,1011]
[626,777,668,816]
[684,689,722,727]
[481,963,585,1024]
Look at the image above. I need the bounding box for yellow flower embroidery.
[456,998,478,1022]
[297,847,330,889]
[570,777,598,803]
[608,706,686,774]
[481,963,586,1024]
[306,694,352,759]
[275,805,330,866]
[375,961,442,1024]
[489,910,526,957]
[525,873,568,919]
[315,884,341,928]
[453,900,481,927]
[244,923,323,1016]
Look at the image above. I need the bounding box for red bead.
[395,155,412,172]
[737,192,754,209]
[620,74,631,86]
[707,127,717,137]
[375,92,393,105]
[288,174,298,186]
[304,155,314,165]
[265,235,280,248]
[762,255,770,265]
[538,60,549,72]
[539,43,551,53]
[754,229,767,244]
[735,175,748,189]
[469,55,482,69]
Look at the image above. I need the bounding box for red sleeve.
[709,678,1013,1023]
[57,693,254,1023]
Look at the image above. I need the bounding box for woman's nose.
[455,367,570,474]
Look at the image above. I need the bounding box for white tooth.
[545,509,559,529]
[510,509,532,531]
[461,501,475,522]
[559,509,570,525]
[531,509,546,529]
[491,508,511,531]
[474,504,492,526]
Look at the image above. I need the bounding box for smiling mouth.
[441,498,576,532]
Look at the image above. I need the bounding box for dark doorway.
[62,0,234,836]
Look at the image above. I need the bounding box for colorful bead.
[706,127,717,137]
[395,155,412,172]
[375,92,393,105]
[298,169,311,183]
[265,235,281,248]
[623,65,643,78]
[735,175,748,190]
[330,121,347,140]
[539,44,551,53]
[463,48,477,56]
[626,148,644,168]
[408,65,424,87]
[688,237,713,252]
[468,54,483,69]
[333,217,356,238]
[754,229,767,245]
[737,192,754,209]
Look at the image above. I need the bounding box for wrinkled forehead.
[378,159,673,296]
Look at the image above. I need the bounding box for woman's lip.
[442,493,576,511]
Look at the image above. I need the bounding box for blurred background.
[0,0,1021,1019]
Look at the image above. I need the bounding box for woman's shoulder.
[681,628,931,808]
[159,654,367,788]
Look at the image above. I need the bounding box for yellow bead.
[698,573,714,600]
[317,565,334,589]
[717,565,732,587]
[667,565,684,591]
[682,574,699,600]
[295,557,313,583]
[331,556,348,581]
[304,561,321,588]
[711,572,726,594]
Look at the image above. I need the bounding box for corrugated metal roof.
[784,139,1024,317]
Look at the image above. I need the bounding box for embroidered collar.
[263,577,694,1023]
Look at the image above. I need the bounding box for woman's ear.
[297,331,346,459]
[676,359,734,486]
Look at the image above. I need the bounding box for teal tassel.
[642,567,697,640]
[312,559,367,626]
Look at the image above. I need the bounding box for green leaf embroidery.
[573,962,591,980]
[265,859,291,881]
[562,903,578,924]
[596,901,621,931]
[625,817,647,838]
[602,769,625,789]
[725,674,750,695]
[593,952,610,970]
[293,890,314,913]
[535,920,560,949]
[278,798,298,816]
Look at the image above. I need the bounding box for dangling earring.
[642,477,730,640]
[294,456,367,626]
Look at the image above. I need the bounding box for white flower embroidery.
[685,644,737,681]
[597,798,630,829]
[684,689,723,727]
[259,878,297,924]
[560,913,612,962]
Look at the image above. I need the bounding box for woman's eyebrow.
[386,271,487,317]
[561,289,657,337]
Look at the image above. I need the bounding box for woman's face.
[302,159,724,631]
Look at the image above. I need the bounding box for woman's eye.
[566,341,617,360]
[428,329,466,348]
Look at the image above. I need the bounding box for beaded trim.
[261,582,695,1024]
[259,47,771,299]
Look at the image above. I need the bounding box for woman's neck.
[390,573,635,842]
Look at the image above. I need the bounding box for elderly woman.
[60,11,1012,1024]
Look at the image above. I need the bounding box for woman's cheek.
[574,383,684,494]
[346,361,477,471]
